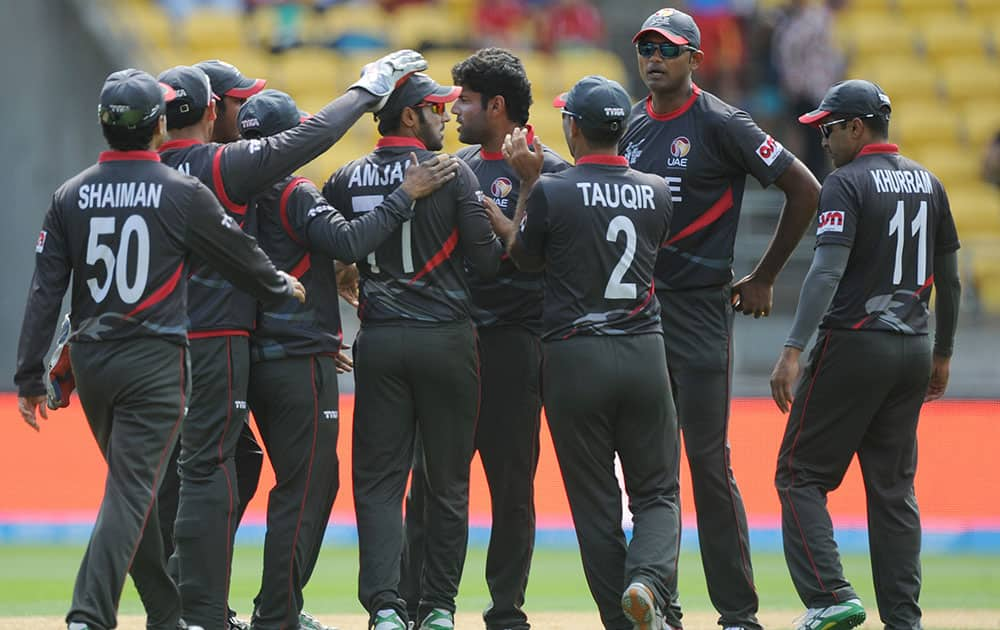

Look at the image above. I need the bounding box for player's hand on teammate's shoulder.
[400,152,460,200]
[731,271,774,318]
[17,395,48,432]
[769,346,802,413]
[483,197,517,250]
[279,271,307,304]
[503,127,544,185]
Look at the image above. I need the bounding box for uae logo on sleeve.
[490,177,513,199]
[36,230,47,253]
[667,136,690,167]
[817,210,845,234]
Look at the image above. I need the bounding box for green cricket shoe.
[371,608,408,630]
[796,598,867,630]
[299,610,338,630]
[418,608,455,630]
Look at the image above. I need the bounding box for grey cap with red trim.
[195,59,266,99]
[374,72,461,121]
[238,89,309,138]
[99,68,176,129]
[553,75,631,131]
[633,8,701,48]
[799,79,892,126]
[158,65,217,116]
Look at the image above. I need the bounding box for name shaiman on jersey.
[576,182,656,210]
[347,160,411,189]
[78,182,163,210]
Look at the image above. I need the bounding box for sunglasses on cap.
[818,113,877,139]
[636,41,697,59]
[414,101,447,115]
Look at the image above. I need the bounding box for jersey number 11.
[888,199,927,286]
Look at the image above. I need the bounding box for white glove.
[350,49,428,112]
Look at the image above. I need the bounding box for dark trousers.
[776,330,931,629]
[401,326,542,629]
[67,339,187,630]
[658,286,760,629]
[543,334,681,630]
[353,321,479,624]
[248,354,341,630]
[173,336,251,630]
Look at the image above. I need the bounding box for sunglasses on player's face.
[819,113,877,139]
[414,101,447,115]
[636,41,696,59]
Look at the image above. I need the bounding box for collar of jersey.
[376,136,427,150]
[158,138,204,152]
[480,125,536,161]
[858,143,899,156]
[645,84,701,122]
[576,155,628,167]
[99,150,161,163]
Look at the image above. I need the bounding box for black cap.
[553,75,631,132]
[98,68,176,129]
[195,59,266,99]
[238,89,308,138]
[157,65,216,117]
[799,80,892,126]
[375,73,461,121]
[633,8,701,48]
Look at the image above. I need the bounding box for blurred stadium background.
[0,0,997,620]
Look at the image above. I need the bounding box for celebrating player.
[485,75,681,630]
[399,47,569,630]
[770,80,961,630]
[156,50,428,630]
[14,68,303,630]
[323,73,502,630]
[619,9,821,628]
[237,88,459,630]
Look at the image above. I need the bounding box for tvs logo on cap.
[670,137,690,158]
[667,136,690,168]
[36,230,47,253]
[817,210,845,234]
[240,117,260,130]
[490,177,513,198]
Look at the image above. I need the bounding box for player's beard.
[417,110,444,152]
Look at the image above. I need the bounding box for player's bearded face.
[416,105,447,152]
[453,88,487,145]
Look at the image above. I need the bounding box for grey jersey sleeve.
[932,250,960,358]
[304,184,415,264]
[219,89,378,204]
[455,162,503,279]
[784,244,851,350]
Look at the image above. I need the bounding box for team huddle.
[13,6,960,630]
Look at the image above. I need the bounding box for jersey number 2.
[605,215,637,299]
[86,215,150,304]
[888,199,927,286]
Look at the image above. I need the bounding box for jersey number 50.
[86,215,150,304]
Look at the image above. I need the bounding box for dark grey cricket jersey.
[517,155,673,340]
[456,128,569,332]
[323,136,503,324]
[158,89,373,335]
[251,175,416,361]
[15,150,292,397]
[815,144,960,333]
[619,86,794,289]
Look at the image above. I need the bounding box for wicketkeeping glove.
[45,314,75,410]
[350,49,428,112]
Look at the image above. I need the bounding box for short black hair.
[578,122,626,148]
[451,48,532,126]
[102,119,158,151]
[166,106,207,130]
[377,108,404,136]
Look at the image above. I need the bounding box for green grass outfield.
[0,545,997,617]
